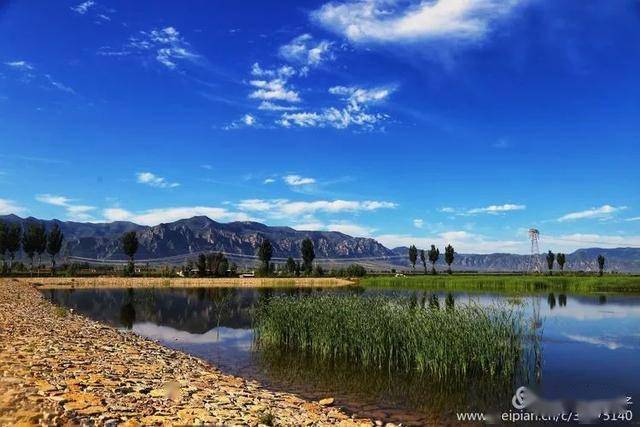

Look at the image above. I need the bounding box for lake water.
[42,286,640,424]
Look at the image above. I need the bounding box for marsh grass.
[255,295,528,382]
[361,275,640,294]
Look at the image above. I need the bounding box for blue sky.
[1,0,639,253]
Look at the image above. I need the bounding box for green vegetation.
[598,254,606,276]
[428,245,440,275]
[300,237,315,274]
[556,252,566,272]
[360,274,640,294]
[419,249,426,274]
[444,244,455,274]
[255,294,528,381]
[46,224,64,273]
[121,231,139,276]
[408,244,417,271]
[546,250,555,275]
[257,239,273,276]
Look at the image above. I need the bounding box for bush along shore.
[0,279,372,426]
[254,294,532,383]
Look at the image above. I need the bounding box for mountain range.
[1,214,639,272]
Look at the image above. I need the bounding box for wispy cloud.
[557,205,626,222]
[413,218,424,228]
[99,26,199,70]
[35,194,95,221]
[136,172,180,189]
[279,34,335,72]
[263,178,276,184]
[4,61,75,94]
[313,0,524,44]
[278,84,393,130]
[0,198,26,215]
[466,203,526,215]
[439,204,525,216]
[70,1,113,23]
[102,206,252,226]
[374,230,524,253]
[249,63,300,104]
[5,60,34,71]
[294,220,375,236]
[283,175,316,186]
[237,198,396,217]
[70,1,95,14]
[224,114,257,130]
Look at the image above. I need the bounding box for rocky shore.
[0,279,371,426]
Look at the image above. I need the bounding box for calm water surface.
[42,286,640,424]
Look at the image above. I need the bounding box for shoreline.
[22,276,355,290]
[0,279,371,426]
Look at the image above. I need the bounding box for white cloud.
[35,194,95,221]
[279,34,334,69]
[243,114,256,126]
[279,107,386,130]
[557,205,626,222]
[626,217,640,222]
[544,233,640,251]
[263,178,276,184]
[278,84,393,130]
[249,78,300,103]
[374,230,525,253]
[329,85,394,105]
[100,26,198,70]
[413,219,423,228]
[313,0,523,44]
[5,61,74,94]
[439,207,456,213]
[283,175,316,186]
[258,101,299,111]
[237,198,396,217]
[0,198,25,215]
[102,206,252,226]
[136,172,180,189]
[71,1,95,14]
[293,220,375,236]
[466,203,526,215]
[5,60,34,71]
[293,222,326,231]
[327,221,375,236]
[44,75,76,94]
[224,114,258,130]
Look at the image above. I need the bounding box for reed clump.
[255,295,526,381]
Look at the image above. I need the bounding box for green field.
[359,274,640,294]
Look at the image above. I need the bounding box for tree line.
[0,220,64,275]
[545,250,606,276]
[255,236,366,277]
[408,244,455,274]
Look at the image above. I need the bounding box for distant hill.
[1,214,638,272]
[390,246,640,273]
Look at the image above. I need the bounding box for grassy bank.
[23,276,354,289]
[255,295,528,381]
[360,274,640,294]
